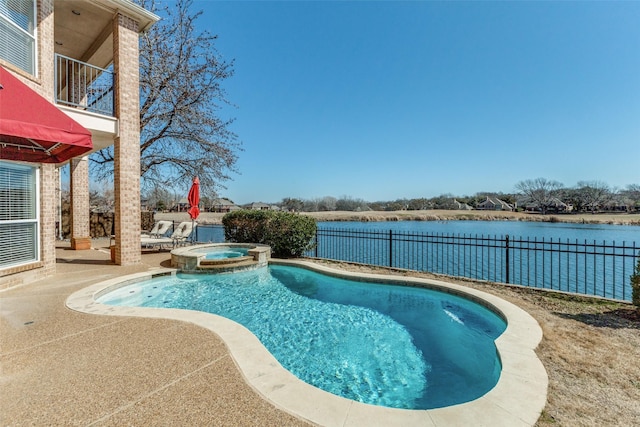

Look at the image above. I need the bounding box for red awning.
[0,66,93,164]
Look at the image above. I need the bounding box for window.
[0,0,36,75]
[0,161,39,269]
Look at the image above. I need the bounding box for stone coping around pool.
[66,261,548,427]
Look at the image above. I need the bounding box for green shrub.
[222,209,271,244]
[631,253,640,308]
[222,210,317,258]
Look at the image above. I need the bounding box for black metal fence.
[192,223,226,244]
[192,224,639,302]
[308,227,639,302]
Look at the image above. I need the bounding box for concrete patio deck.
[1,239,311,426]
[2,239,546,426]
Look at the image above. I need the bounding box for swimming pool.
[67,260,548,426]
[98,264,505,409]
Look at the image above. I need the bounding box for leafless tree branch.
[90,0,242,194]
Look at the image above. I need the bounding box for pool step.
[197,258,258,271]
[199,255,254,266]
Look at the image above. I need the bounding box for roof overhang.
[54,0,160,69]
[100,0,160,32]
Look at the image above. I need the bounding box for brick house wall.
[0,1,158,288]
[0,0,57,288]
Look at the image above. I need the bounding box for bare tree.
[281,198,305,212]
[406,198,430,211]
[576,180,612,213]
[91,0,241,193]
[623,184,640,211]
[143,182,173,211]
[317,196,338,212]
[302,199,319,212]
[515,178,564,214]
[429,193,463,210]
[335,196,370,211]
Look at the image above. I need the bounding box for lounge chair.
[172,221,197,246]
[140,221,196,250]
[141,220,173,238]
[140,234,174,250]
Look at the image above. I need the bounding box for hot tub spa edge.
[171,243,271,272]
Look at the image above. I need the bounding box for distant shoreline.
[154,210,640,226]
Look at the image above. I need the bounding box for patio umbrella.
[187,177,200,243]
[187,176,200,220]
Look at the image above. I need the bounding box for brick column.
[112,13,141,265]
[39,163,57,276]
[70,156,91,250]
[38,0,56,275]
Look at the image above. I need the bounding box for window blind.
[0,223,37,267]
[0,162,39,269]
[0,163,35,221]
[0,0,35,74]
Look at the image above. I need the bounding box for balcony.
[54,54,114,117]
[50,1,158,153]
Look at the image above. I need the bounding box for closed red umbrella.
[187,176,200,220]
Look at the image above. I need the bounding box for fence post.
[505,234,510,284]
[315,232,318,258]
[389,230,393,268]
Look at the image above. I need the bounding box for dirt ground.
[305,210,640,225]
[310,260,640,427]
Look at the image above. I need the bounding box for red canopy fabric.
[0,66,93,164]
[187,176,200,220]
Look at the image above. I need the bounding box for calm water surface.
[194,220,640,301]
[196,219,640,245]
[318,220,640,244]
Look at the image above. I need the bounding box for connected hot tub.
[171,243,271,273]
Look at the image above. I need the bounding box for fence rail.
[192,224,639,302]
[308,227,639,302]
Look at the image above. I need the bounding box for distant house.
[476,197,513,211]
[522,197,572,213]
[548,198,572,213]
[174,198,189,212]
[211,198,239,213]
[603,198,630,212]
[249,202,271,210]
[453,199,473,210]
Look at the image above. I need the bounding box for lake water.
[195,220,640,245]
[194,220,640,301]
[316,220,640,244]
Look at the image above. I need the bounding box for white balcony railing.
[54,54,114,117]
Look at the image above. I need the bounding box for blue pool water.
[191,246,248,260]
[98,265,506,409]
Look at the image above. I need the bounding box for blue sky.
[191,0,639,205]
